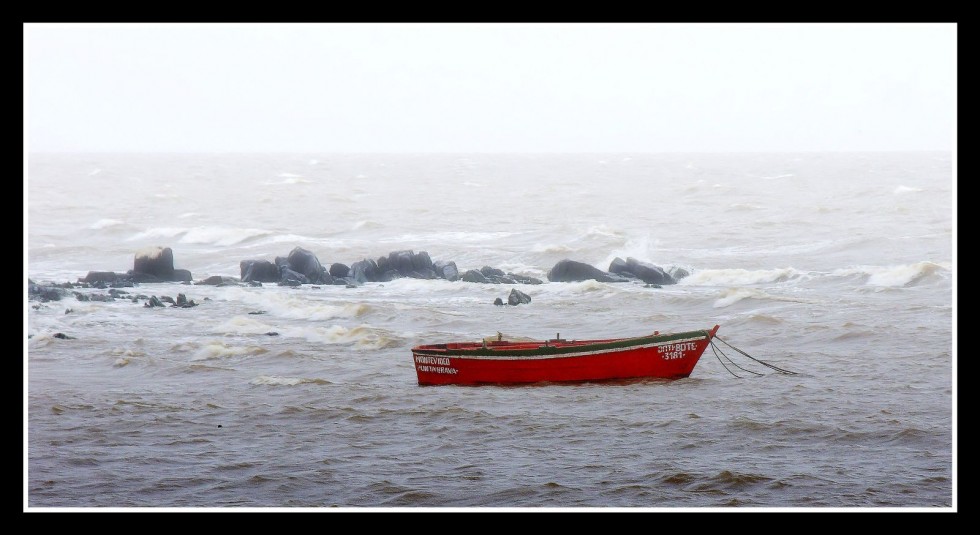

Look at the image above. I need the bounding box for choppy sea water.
[26,152,954,510]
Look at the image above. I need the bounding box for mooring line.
[711,340,764,377]
[713,335,798,375]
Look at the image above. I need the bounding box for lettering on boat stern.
[658,341,698,360]
[414,355,458,375]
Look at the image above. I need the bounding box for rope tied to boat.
[709,334,798,378]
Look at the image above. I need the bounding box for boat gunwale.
[412,327,717,359]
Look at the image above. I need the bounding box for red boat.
[412,325,720,385]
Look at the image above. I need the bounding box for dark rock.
[279,267,310,285]
[608,257,675,285]
[547,259,630,283]
[507,288,532,306]
[199,275,240,286]
[53,332,74,340]
[65,308,73,314]
[493,297,504,306]
[89,294,114,302]
[159,295,176,305]
[80,271,121,284]
[433,260,459,281]
[108,288,129,297]
[388,250,415,275]
[379,269,402,282]
[481,266,505,278]
[668,266,690,281]
[412,268,438,280]
[412,251,433,273]
[350,258,379,283]
[129,271,169,283]
[174,293,197,307]
[248,310,266,315]
[133,246,191,281]
[329,263,350,278]
[265,332,279,336]
[508,273,543,285]
[72,292,90,301]
[287,246,329,284]
[145,296,165,308]
[29,281,67,302]
[461,269,489,283]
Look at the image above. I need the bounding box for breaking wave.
[682,268,802,286]
[833,261,948,287]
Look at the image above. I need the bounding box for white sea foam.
[713,288,770,308]
[681,268,801,286]
[238,292,372,321]
[761,174,795,180]
[301,324,399,349]
[191,342,269,361]
[90,219,124,230]
[835,261,948,287]
[532,243,575,254]
[127,227,189,241]
[210,316,277,336]
[585,225,624,238]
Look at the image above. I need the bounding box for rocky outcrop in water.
[58,246,686,293]
[608,257,677,285]
[547,259,631,283]
[79,246,193,285]
[507,288,532,305]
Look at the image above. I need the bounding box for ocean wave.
[249,375,332,386]
[682,267,802,286]
[833,261,948,287]
[210,316,277,336]
[351,220,383,230]
[532,243,576,254]
[240,293,372,321]
[191,342,269,361]
[127,227,189,241]
[90,218,124,230]
[584,224,624,238]
[303,324,400,349]
[179,226,273,247]
[713,288,771,308]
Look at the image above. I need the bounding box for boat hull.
[412,326,719,386]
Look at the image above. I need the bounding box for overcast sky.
[24,23,956,153]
